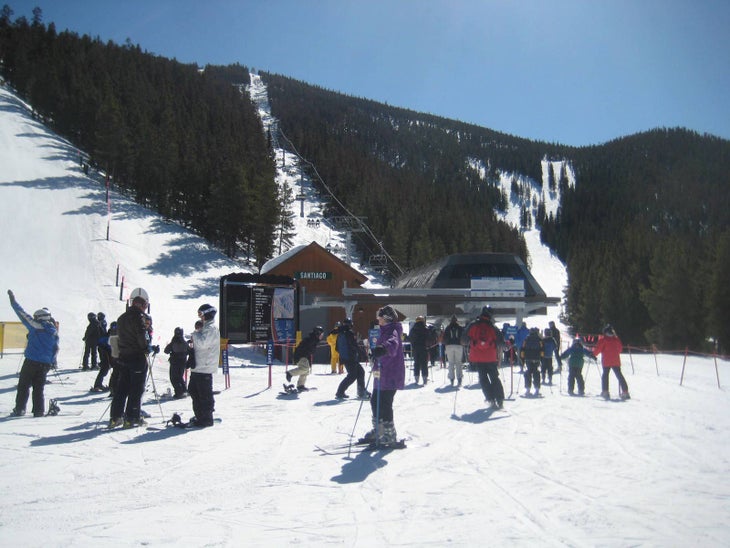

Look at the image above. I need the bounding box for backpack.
[470,321,496,349]
[522,334,542,361]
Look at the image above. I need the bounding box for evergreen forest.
[2,6,730,352]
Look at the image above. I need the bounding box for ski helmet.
[34,308,52,321]
[197,303,217,320]
[129,287,149,305]
[342,317,353,328]
[87,312,96,321]
[377,305,397,322]
[174,327,184,337]
[480,306,493,319]
[97,312,105,320]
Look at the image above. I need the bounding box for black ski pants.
[474,361,505,404]
[110,354,148,421]
[412,346,429,381]
[567,364,585,394]
[189,372,214,423]
[169,362,188,397]
[371,388,396,422]
[94,347,111,389]
[541,357,554,383]
[601,366,628,393]
[15,359,51,416]
[524,359,541,391]
[336,360,365,396]
[82,340,98,368]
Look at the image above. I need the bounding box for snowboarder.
[187,304,220,427]
[593,324,630,400]
[7,290,59,417]
[109,288,153,428]
[335,318,370,400]
[286,326,324,392]
[465,306,505,408]
[409,316,429,384]
[82,312,102,370]
[521,328,543,397]
[364,305,405,447]
[442,315,465,386]
[560,337,594,395]
[164,327,189,399]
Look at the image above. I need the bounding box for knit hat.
[377,305,397,322]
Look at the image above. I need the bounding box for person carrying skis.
[335,318,370,400]
[7,290,59,417]
[286,325,324,392]
[164,327,189,399]
[81,312,103,370]
[593,324,630,400]
[326,323,342,374]
[187,304,220,427]
[409,316,429,385]
[364,305,405,447]
[442,315,465,386]
[560,337,594,395]
[520,327,543,397]
[465,306,505,409]
[110,288,154,428]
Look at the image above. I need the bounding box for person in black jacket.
[409,316,429,385]
[335,318,370,400]
[164,327,189,398]
[109,288,155,428]
[442,315,465,386]
[82,312,102,370]
[285,326,323,392]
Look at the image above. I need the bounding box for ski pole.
[347,365,373,458]
[97,399,112,428]
[147,352,166,422]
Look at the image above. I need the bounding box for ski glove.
[371,345,387,358]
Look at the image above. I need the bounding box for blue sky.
[8,0,730,146]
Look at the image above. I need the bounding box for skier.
[164,327,189,399]
[286,326,324,392]
[109,288,153,428]
[82,312,102,370]
[560,337,594,395]
[187,304,220,427]
[335,318,370,400]
[465,306,505,409]
[326,322,342,374]
[514,321,529,372]
[7,290,59,417]
[548,320,562,371]
[593,324,630,400]
[442,315,465,386]
[364,305,405,447]
[91,324,112,392]
[541,328,560,385]
[520,328,543,397]
[409,316,429,384]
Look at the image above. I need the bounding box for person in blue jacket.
[514,322,529,372]
[7,290,59,417]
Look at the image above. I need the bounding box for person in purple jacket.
[363,305,405,447]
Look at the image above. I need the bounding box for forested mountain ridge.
[2,7,729,350]
[261,72,730,351]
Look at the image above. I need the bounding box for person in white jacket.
[188,303,220,427]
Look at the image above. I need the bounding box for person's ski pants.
[337,360,365,396]
[371,388,396,422]
[601,366,628,393]
[524,360,541,391]
[189,372,214,421]
[287,357,311,387]
[110,355,148,421]
[567,364,585,393]
[15,359,50,416]
[412,347,428,381]
[445,345,463,382]
[474,361,504,403]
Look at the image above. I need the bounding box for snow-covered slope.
[2,82,729,547]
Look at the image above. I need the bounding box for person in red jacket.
[466,307,505,409]
[592,324,630,400]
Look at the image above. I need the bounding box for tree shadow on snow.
[330,450,391,484]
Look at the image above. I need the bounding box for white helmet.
[129,287,149,304]
[33,308,52,321]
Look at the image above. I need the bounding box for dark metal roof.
[394,252,547,297]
